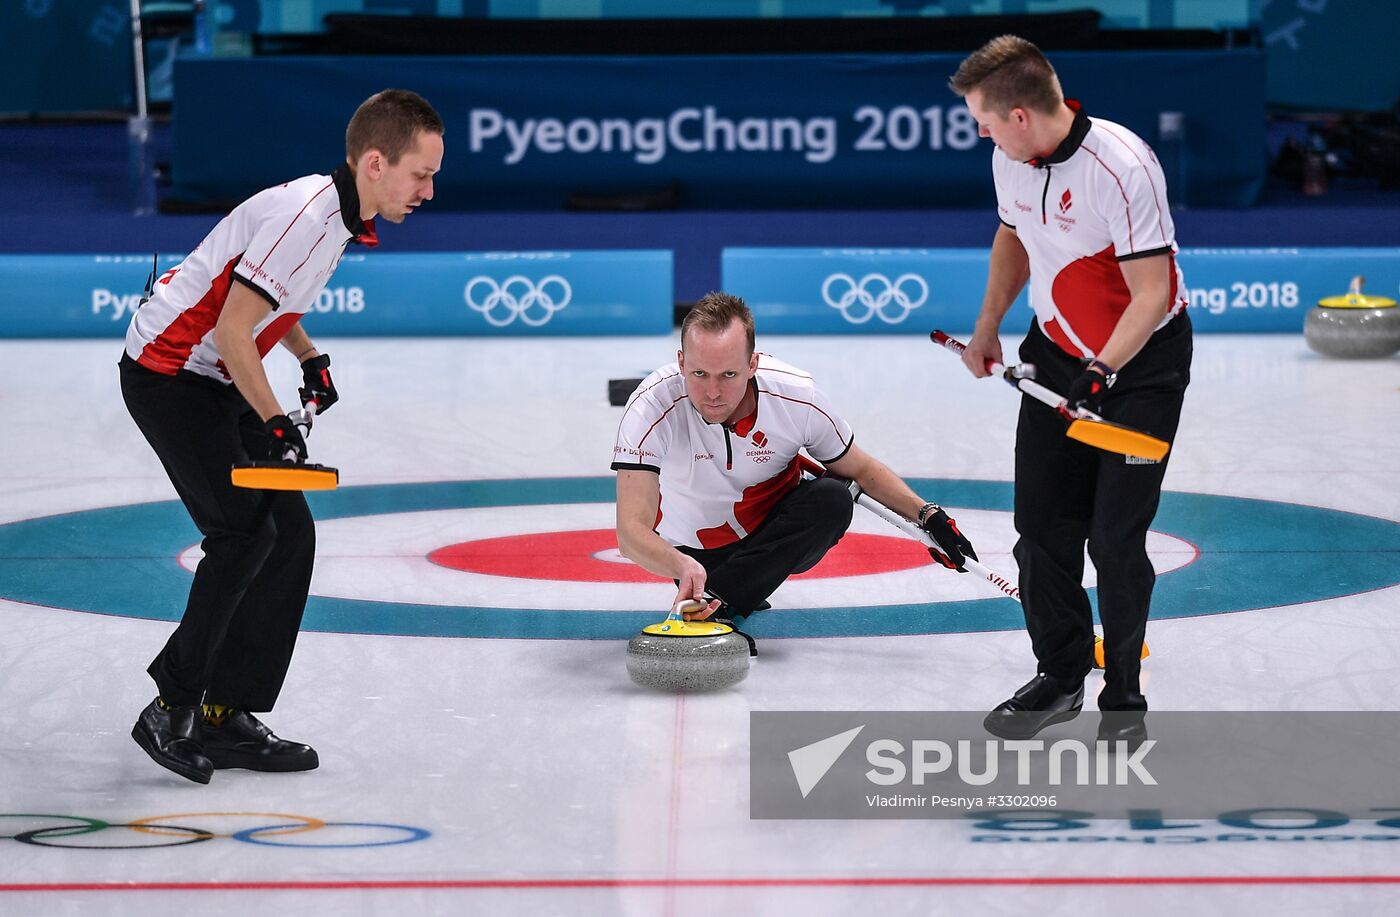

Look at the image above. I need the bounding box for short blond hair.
[948,35,1062,116]
[681,292,754,354]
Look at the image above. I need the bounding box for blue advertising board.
[10,247,1395,338]
[1177,249,1400,331]
[723,248,1015,334]
[722,247,1400,334]
[171,50,1264,210]
[0,250,672,338]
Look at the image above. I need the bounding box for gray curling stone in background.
[1304,276,1400,359]
[608,377,645,406]
[627,621,751,692]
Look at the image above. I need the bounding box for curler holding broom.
[947,35,1193,745]
[118,90,444,784]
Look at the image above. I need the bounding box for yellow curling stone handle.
[643,619,736,637]
[642,598,735,636]
[1318,275,1397,309]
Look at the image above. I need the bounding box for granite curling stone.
[627,618,751,692]
[1304,275,1400,359]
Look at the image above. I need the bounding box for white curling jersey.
[124,165,377,381]
[611,354,854,550]
[993,102,1188,359]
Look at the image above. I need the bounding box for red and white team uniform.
[993,102,1189,359]
[611,355,854,550]
[124,166,377,381]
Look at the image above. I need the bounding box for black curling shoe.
[714,616,758,657]
[131,699,213,785]
[1097,712,1149,751]
[983,674,1085,740]
[201,710,319,772]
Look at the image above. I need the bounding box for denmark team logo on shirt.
[747,429,775,463]
[1055,187,1077,231]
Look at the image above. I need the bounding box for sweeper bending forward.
[118,90,443,784]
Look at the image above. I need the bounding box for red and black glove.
[919,503,977,572]
[263,414,308,463]
[299,353,338,415]
[1064,359,1115,416]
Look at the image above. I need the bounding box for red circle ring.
[427,529,934,583]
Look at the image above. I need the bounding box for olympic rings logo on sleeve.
[464,274,572,327]
[820,272,929,325]
[0,812,431,850]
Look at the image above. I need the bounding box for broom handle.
[930,329,1096,421]
[846,480,1021,603]
[855,487,1020,603]
[793,455,1019,602]
[278,402,319,463]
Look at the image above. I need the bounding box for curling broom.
[931,330,1170,462]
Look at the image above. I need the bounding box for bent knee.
[806,478,854,527]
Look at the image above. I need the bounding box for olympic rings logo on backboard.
[0,812,431,850]
[820,272,928,325]
[464,275,572,327]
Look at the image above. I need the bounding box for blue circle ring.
[232,822,431,848]
[1,477,1397,640]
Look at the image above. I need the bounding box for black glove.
[1064,360,1114,417]
[299,353,338,415]
[919,503,977,572]
[263,414,308,463]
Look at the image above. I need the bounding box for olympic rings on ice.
[0,812,431,849]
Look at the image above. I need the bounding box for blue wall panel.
[0,250,672,338]
[723,247,1400,334]
[171,51,1265,210]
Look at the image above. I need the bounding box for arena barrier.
[721,246,1400,334]
[5,247,1397,338]
[0,250,673,338]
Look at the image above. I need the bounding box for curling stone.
[1304,275,1400,359]
[607,376,646,406]
[627,606,751,692]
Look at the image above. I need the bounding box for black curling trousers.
[681,476,854,614]
[119,355,314,711]
[1012,313,1192,711]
